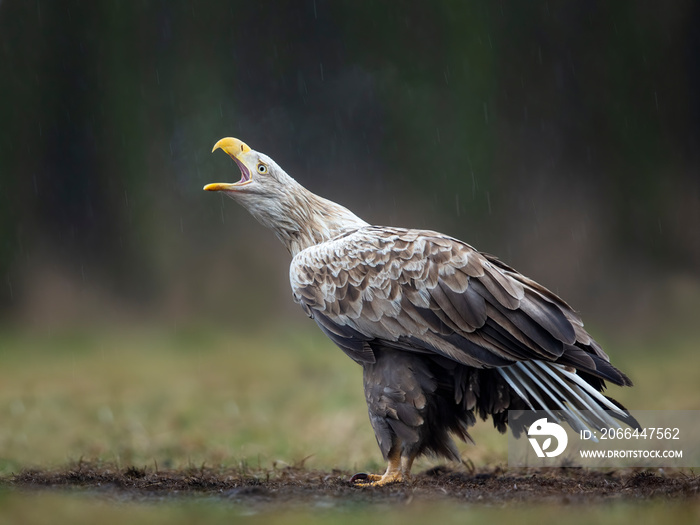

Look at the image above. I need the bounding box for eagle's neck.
[261,182,369,257]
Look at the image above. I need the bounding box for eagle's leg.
[352,349,433,486]
[352,443,416,486]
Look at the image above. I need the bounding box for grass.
[0,322,699,521]
[0,325,377,475]
[0,324,534,476]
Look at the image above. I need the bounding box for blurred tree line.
[0,1,698,329]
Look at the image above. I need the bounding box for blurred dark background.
[1,0,698,335]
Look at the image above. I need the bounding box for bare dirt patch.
[3,462,699,508]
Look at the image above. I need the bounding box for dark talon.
[350,472,369,483]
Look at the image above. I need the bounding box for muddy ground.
[3,462,699,508]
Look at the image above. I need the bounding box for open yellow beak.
[204,137,253,191]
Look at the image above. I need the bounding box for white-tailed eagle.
[205,137,637,486]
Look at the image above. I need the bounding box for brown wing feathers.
[291,227,631,388]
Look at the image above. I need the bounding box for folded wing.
[291,226,630,388]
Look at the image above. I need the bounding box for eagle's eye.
[257,163,268,174]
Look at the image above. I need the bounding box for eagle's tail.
[498,361,640,437]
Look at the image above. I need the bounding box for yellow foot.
[350,471,407,486]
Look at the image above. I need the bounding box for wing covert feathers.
[290,226,630,388]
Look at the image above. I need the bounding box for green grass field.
[1,322,699,522]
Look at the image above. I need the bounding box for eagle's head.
[205,137,305,232]
[205,136,368,255]
[205,137,296,200]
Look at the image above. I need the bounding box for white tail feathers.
[498,361,630,438]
